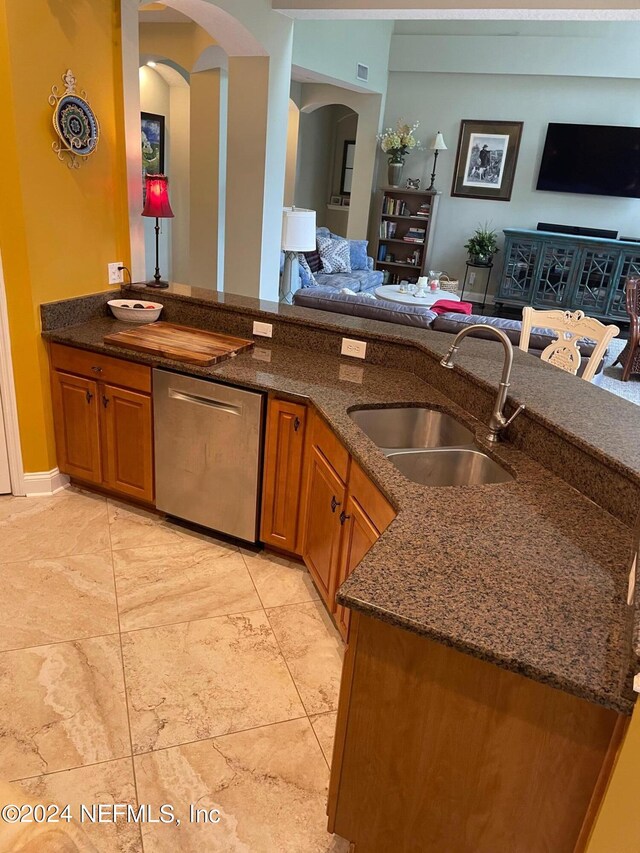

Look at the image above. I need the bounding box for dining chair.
[519,307,620,383]
[613,277,640,382]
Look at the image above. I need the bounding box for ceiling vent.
[356,63,369,82]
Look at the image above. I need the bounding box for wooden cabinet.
[50,371,102,485]
[260,398,308,555]
[303,443,347,607]
[372,187,440,284]
[272,405,396,631]
[334,493,378,639]
[101,385,154,501]
[333,461,395,640]
[329,612,627,853]
[49,343,154,504]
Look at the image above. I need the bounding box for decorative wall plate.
[49,70,99,168]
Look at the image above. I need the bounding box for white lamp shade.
[430,132,447,151]
[282,207,316,251]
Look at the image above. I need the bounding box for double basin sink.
[349,407,513,487]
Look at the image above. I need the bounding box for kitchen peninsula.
[41,284,639,853]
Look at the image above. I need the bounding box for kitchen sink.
[385,448,513,487]
[349,407,473,449]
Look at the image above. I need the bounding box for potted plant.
[377,120,422,187]
[464,223,499,266]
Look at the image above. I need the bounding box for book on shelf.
[403,227,426,244]
[416,202,431,217]
[377,244,387,262]
[379,221,397,238]
[382,196,410,217]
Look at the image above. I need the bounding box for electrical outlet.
[341,337,367,359]
[253,321,273,338]
[108,262,124,285]
[468,272,476,286]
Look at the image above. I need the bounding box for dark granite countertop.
[41,297,638,715]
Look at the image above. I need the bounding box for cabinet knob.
[331,495,341,513]
[293,416,301,432]
[91,366,103,374]
[102,395,109,408]
[339,510,351,525]
[85,390,93,403]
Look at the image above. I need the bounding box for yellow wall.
[587,703,640,851]
[0,0,130,473]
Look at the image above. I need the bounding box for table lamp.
[142,174,174,288]
[281,207,316,303]
[427,132,447,191]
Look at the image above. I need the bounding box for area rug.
[599,339,640,406]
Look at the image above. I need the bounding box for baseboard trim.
[23,468,70,497]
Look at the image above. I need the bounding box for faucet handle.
[503,403,525,429]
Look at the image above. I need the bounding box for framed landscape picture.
[141,112,165,192]
[451,120,523,201]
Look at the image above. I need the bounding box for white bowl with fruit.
[108,299,163,323]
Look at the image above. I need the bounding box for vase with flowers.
[378,120,422,187]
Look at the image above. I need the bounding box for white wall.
[295,106,336,224]
[384,71,640,297]
[169,83,190,282]
[383,23,640,299]
[292,19,393,94]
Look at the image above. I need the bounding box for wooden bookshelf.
[372,187,440,284]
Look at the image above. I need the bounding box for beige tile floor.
[0,489,348,853]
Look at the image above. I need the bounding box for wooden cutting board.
[104,322,254,366]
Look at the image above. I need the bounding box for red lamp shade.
[142,174,174,218]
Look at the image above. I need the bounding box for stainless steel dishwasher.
[153,369,265,542]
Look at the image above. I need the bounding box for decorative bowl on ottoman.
[108,299,163,323]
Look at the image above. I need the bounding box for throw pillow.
[297,253,317,287]
[317,235,352,274]
[304,248,322,273]
[349,240,369,270]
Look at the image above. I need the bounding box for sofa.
[289,227,383,294]
[292,286,606,378]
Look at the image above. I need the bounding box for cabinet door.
[303,446,346,607]
[498,238,540,305]
[334,494,379,641]
[260,399,307,555]
[51,371,102,484]
[101,384,154,503]
[532,242,579,307]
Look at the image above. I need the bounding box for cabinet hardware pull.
[85,390,93,403]
[293,416,301,432]
[102,395,109,407]
[331,495,341,513]
[91,366,103,373]
[339,510,351,525]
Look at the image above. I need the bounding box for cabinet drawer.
[50,342,151,394]
[310,410,349,484]
[348,461,396,535]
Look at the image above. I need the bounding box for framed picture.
[330,195,342,205]
[341,197,350,207]
[451,120,523,201]
[141,111,165,192]
[340,140,356,195]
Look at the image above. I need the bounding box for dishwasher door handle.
[168,388,242,416]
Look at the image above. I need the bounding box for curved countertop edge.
[42,285,640,488]
[40,304,639,716]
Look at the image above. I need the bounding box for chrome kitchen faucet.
[440,326,525,443]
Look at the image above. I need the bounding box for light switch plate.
[341,337,367,359]
[253,321,273,338]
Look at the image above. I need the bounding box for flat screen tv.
[536,123,640,199]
